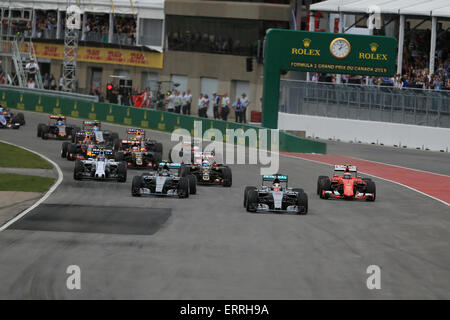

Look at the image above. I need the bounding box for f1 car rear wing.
[127,128,145,135]
[334,165,357,172]
[83,120,101,127]
[50,115,66,119]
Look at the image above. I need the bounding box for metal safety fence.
[279,80,450,128]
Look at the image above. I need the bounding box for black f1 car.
[244,174,308,214]
[37,115,80,140]
[74,121,119,147]
[131,162,196,198]
[317,165,376,201]
[0,106,25,129]
[73,148,127,182]
[61,131,102,160]
[180,152,232,187]
[115,128,163,168]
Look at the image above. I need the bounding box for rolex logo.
[303,38,311,48]
[370,42,379,52]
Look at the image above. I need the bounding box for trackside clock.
[330,37,351,59]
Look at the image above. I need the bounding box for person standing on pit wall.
[232,97,243,123]
[212,92,221,120]
[221,92,230,121]
[181,91,188,114]
[185,89,192,115]
[197,93,204,117]
[201,94,210,118]
[241,92,249,124]
[167,91,175,112]
[174,90,182,113]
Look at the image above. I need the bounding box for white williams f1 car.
[73,148,127,182]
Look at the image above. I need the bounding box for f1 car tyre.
[318,177,331,199]
[41,125,49,140]
[178,176,189,198]
[61,142,70,158]
[37,123,45,137]
[67,144,77,161]
[13,113,25,125]
[115,151,124,162]
[294,189,308,214]
[110,132,119,142]
[154,142,163,154]
[222,166,232,187]
[117,161,127,182]
[73,159,83,180]
[179,165,191,177]
[131,176,142,197]
[187,174,197,195]
[244,186,257,207]
[246,190,258,212]
[317,176,328,195]
[113,138,121,151]
[365,180,376,201]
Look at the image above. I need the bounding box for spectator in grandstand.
[114,16,137,45]
[393,74,403,90]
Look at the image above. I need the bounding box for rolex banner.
[261,29,398,129]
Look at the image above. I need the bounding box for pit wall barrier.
[0,88,326,154]
[279,112,450,152]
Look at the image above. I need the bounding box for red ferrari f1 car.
[317,165,376,201]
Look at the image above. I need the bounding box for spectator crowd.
[310,30,450,91]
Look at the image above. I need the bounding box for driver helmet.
[132,146,139,152]
[273,183,281,192]
[98,150,105,160]
[202,160,209,166]
[92,126,99,132]
[343,173,352,179]
[161,164,170,175]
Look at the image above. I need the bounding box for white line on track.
[281,152,450,207]
[0,139,64,232]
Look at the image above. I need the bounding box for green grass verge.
[0,142,53,169]
[0,173,55,192]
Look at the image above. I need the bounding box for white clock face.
[330,38,350,59]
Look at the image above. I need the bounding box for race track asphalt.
[0,110,449,299]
